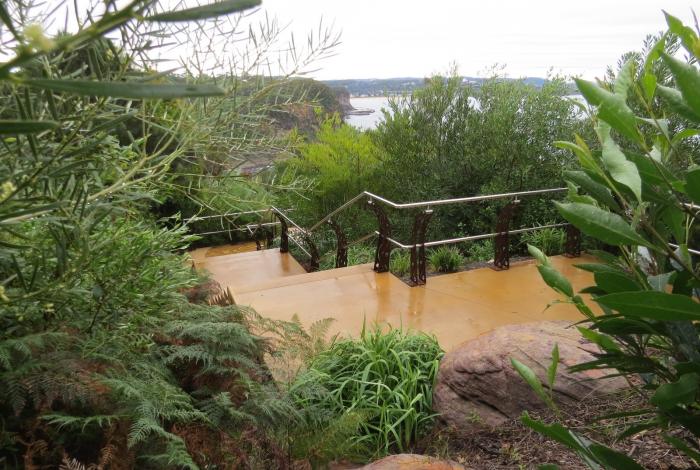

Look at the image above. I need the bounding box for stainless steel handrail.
[307,192,369,232]
[363,187,566,209]
[184,208,272,222]
[380,223,570,250]
[270,205,307,233]
[191,188,568,245]
[305,187,566,233]
[193,221,281,237]
[288,233,312,258]
[669,243,700,256]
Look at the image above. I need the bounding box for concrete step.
[196,248,308,293]
[232,262,375,295]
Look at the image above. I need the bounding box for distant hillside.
[322,76,567,97]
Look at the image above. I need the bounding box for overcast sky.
[244,0,698,80]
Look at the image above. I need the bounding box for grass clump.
[289,326,444,460]
[428,246,463,272]
[467,239,494,262]
[390,250,411,277]
[520,225,565,256]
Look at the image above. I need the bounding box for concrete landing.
[195,248,307,294]
[194,246,596,351]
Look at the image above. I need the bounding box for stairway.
[192,243,596,351]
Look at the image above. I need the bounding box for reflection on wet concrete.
[194,247,596,351]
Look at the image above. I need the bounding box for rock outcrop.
[359,454,465,470]
[433,321,627,428]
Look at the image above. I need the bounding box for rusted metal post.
[328,219,348,268]
[409,209,433,286]
[276,215,289,253]
[255,227,274,251]
[301,232,320,272]
[493,200,520,270]
[564,225,582,257]
[365,199,392,273]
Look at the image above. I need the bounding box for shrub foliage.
[517,12,700,469]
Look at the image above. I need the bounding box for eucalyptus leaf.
[538,264,574,298]
[22,79,225,99]
[146,0,261,22]
[555,202,650,247]
[0,120,58,134]
[685,167,700,204]
[600,126,642,202]
[596,291,700,321]
[651,373,700,410]
[661,53,700,118]
[575,78,640,143]
[564,170,620,210]
[657,85,700,123]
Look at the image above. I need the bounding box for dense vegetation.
[322,76,563,97]
[278,71,591,272]
[0,1,448,468]
[515,12,700,469]
[4,0,700,468]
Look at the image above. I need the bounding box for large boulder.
[433,321,627,428]
[359,454,465,470]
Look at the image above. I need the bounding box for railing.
[186,187,581,286]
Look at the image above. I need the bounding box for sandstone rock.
[359,454,465,470]
[433,320,626,428]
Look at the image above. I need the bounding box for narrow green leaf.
[600,126,642,202]
[575,78,640,143]
[596,291,700,321]
[661,53,700,118]
[538,264,574,298]
[0,120,58,134]
[672,128,700,145]
[555,141,597,172]
[685,167,700,204]
[146,0,261,22]
[664,11,700,56]
[527,244,549,265]
[589,444,645,470]
[657,85,700,123]
[642,72,657,101]
[511,358,549,406]
[594,272,642,293]
[564,170,621,211]
[663,435,700,464]
[651,373,700,410]
[578,327,621,353]
[614,60,636,101]
[547,344,559,389]
[555,202,650,247]
[22,79,225,99]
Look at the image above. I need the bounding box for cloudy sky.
[243,0,698,80]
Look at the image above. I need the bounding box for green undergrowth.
[288,326,444,462]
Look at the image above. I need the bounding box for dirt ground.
[413,389,695,469]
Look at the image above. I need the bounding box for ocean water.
[344,94,585,130]
[345,96,391,130]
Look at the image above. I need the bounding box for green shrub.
[520,225,565,256]
[289,326,444,459]
[515,13,700,468]
[467,239,494,262]
[347,244,376,266]
[428,246,463,272]
[390,250,411,277]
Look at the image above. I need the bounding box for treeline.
[276,74,593,264]
[323,76,576,97]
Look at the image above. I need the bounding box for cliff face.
[332,87,355,114]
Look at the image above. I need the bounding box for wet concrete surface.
[194,247,597,351]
